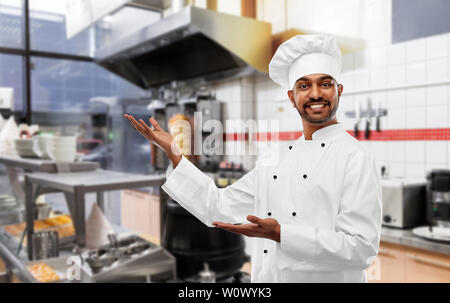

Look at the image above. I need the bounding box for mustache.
[304,98,330,107]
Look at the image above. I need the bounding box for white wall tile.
[405,163,426,179]
[370,91,388,110]
[405,141,425,163]
[426,141,447,164]
[387,89,406,108]
[354,50,371,70]
[406,38,427,63]
[426,85,448,106]
[387,65,406,88]
[342,53,355,72]
[388,162,405,178]
[406,87,426,107]
[427,58,448,84]
[370,67,387,90]
[426,34,448,60]
[448,141,450,167]
[426,105,448,128]
[387,108,405,129]
[387,43,406,65]
[406,107,426,129]
[370,47,387,68]
[354,70,370,91]
[342,71,356,92]
[406,61,426,86]
[371,141,388,163]
[426,163,447,175]
[387,141,405,162]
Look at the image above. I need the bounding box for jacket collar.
[299,122,344,142]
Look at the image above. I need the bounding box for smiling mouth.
[305,102,329,112]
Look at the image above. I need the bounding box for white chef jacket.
[161,123,382,283]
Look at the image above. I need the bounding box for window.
[0,0,23,49]
[30,0,93,56]
[31,57,145,112]
[0,53,23,111]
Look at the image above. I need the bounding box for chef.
[124,35,382,283]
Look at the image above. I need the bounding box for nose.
[308,84,323,100]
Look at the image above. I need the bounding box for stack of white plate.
[14,138,39,158]
[47,136,77,162]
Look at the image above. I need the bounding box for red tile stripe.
[222,128,450,141]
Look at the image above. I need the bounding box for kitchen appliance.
[426,170,450,228]
[162,198,248,282]
[198,263,216,283]
[95,6,272,89]
[196,92,224,172]
[147,99,169,171]
[79,234,176,283]
[381,178,426,228]
[31,231,59,261]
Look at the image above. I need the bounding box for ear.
[287,90,296,108]
[337,84,344,97]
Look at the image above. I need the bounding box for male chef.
[124,35,382,283]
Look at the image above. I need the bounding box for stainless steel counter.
[381,226,450,255]
[0,223,145,283]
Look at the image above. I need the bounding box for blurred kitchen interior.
[0,0,449,283]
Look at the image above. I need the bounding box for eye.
[298,83,308,89]
[322,82,332,87]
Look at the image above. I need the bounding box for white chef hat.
[269,35,342,89]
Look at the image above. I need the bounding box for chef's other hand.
[213,215,281,243]
[123,114,182,167]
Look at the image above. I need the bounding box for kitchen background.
[0,0,449,283]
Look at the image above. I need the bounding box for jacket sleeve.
[161,156,256,227]
[278,150,382,269]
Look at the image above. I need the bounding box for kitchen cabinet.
[367,242,406,282]
[366,241,450,283]
[120,190,161,244]
[405,247,450,282]
[0,257,5,272]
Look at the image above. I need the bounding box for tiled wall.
[214,32,450,180]
[338,32,450,178]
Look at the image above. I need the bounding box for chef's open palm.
[124,114,178,156]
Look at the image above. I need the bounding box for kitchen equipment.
[148,99,168,171]
[199,263,216,283]
[95,6,272,89]
[31,230,59,261]
[79,234,176,282]
[365,98,372,139]
[426,169,450,228]
[412,226,450,243]
[34,203,51,220]
[162,198,246,280]
[354,100,361,138]
[381,178,426,228]
[196,94,224,172]
[376,100,382,132]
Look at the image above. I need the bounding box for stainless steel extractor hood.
[95,6,272,89]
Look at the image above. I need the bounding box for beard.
[296,97,339,125]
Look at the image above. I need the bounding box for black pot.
[162,199,246,280]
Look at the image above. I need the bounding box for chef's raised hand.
[213,215,280,243]
[123,114,182,167]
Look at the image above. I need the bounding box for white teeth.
[310,104,324,109]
